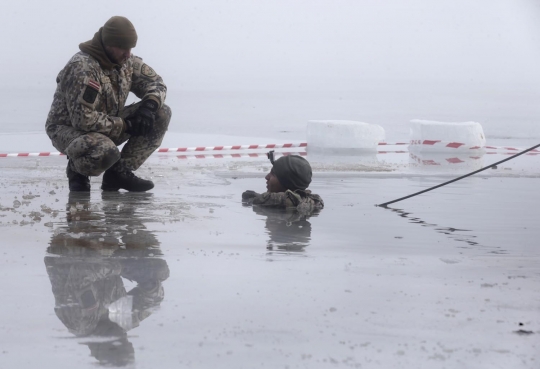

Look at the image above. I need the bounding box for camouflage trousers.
[64,103,171,176]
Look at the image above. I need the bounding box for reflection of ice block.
[108,295,134,331]
[307,120,385,153]
[409,152,484,171]
[409,120,486,153]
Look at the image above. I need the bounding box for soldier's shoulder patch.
[87,79,100,91]
[82,79,100,104]
[141,64,157,78]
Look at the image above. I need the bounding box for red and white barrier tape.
[1,142,538,158]
[484,145,540,153]
[486,151,539,156]
[0,152,64,158]
[409,140,485,150]
[0,143,307,157]
[409,152,483,166]
[409,140,540,153]
[158,142,307,153]
[176,151,307,160]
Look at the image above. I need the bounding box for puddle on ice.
[0,151,538,369]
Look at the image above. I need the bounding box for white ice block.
[307,120,385,152]
[409,120,486,152]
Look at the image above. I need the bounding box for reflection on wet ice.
[386,206,507,254]
[44,192,169,367]
[409,152,484,170]
[249,205,321,253]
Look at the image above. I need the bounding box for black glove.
[140,99,159,113]
[242,190,260,200]
[124,115,151,136]
[125,100,159,136]
[135,100,159,127]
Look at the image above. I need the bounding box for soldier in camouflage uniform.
[242,153,324,213]
[45,16,171,192]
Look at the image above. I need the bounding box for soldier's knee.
[67,133,120,176]
[96,147,121,174]
[79,148,120,176]
[156,104,172,125]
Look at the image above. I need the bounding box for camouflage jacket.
[45,52,167,152]
[244,189,324,213]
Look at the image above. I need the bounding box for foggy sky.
[1,0,539,93]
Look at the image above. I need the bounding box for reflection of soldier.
[51,192,162,255]
[45,192,169,367]
[251,204,319,252]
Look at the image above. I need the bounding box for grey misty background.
[1,0,539,141]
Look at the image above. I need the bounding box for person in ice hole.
[242,152,324,212]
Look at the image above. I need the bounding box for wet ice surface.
[0,151,539,369]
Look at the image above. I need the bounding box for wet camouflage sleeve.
[251,192,295,208]
[58,60,124,139]
[251,189,324,212]
[130,56,167,106]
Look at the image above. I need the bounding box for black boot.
[101,169,154,192]
[66,163,90,192]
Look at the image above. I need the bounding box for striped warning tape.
[409,140,540,153]
[0,143,308,157]
[175,151,308,160]
[410,152,539,166]
[377,151,408,154]
[1,142,538,158]
[172,151,411,158]
[484,145,540,152]
[409,140,485,150]
[486,151,539,156]
[409,152,483,166]
[167,150,539,159]
[157,142,307,153]
[0,152,64,158]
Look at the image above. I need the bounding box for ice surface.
[306,120,385,152]
[0,154,538,369]
[410,119,486,152]
[1,91,539,369]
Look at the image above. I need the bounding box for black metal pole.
[376,142,540,208]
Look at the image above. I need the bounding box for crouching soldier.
[242,152,324,213]
[45,16,171,192]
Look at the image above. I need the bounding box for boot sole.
[101,186,120,191]
[101,184,154,192]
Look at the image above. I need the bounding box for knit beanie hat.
[272,155,312,191]
[102,16,138,48]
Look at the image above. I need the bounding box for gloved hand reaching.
[242,190,260,199]
[124,99,159,136]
